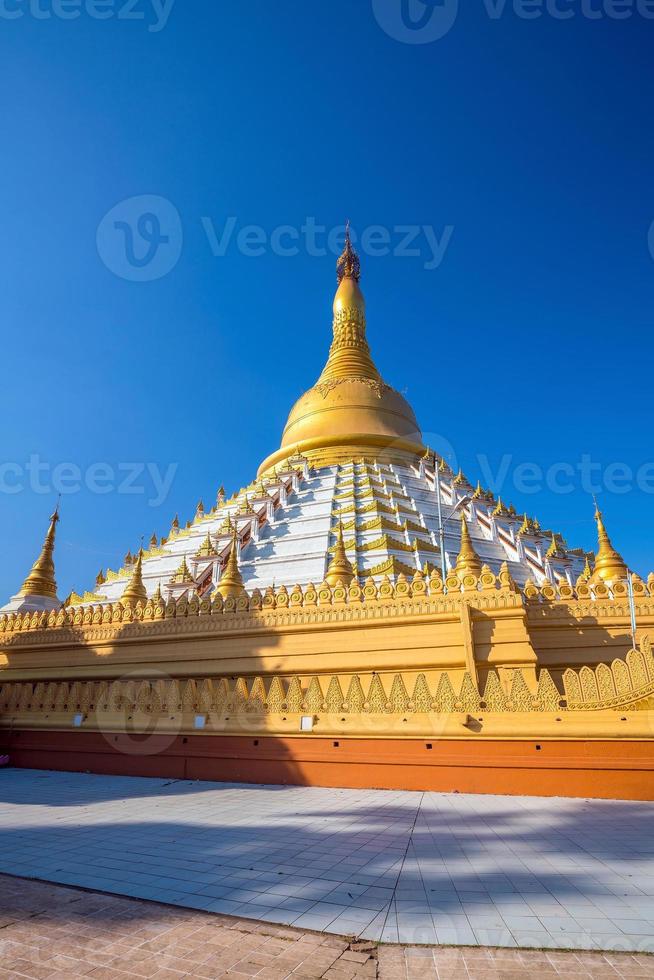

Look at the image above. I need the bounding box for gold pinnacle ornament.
[325,521,355,587]
[592,502,628,583]
[121,548,148,605]
[216,530,246,599]
[18,505,60,600]
[196,531,218,558]
[455,514,482,580]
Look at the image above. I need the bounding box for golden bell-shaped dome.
[258,227,423,474]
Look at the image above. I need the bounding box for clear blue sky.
[1,0,653,599]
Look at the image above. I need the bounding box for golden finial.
[196,531,217,558]
[518,513,531,536]
[152,581,163,603]
[216,530,246,599]
[239,495,254,516]
[171,555,194,585]
[124,549,133,567]
[95,568,106,588]
[18,504,60,600]
[170,514,180,535]
[452,469,466,487]
[195,499,205,519]
[216,486,226,506]
[591,500,628,583]
[455,514,482,580]
[220,512,234,534]
[546,533,563,559]
[492,497,508,517]
[121,548,147,605]
[581,554,593,581]
[150,532,158,549]
[325,521,355,587]
[472,481,484,500]
[336,220,360,283]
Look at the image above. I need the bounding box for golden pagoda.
[121,549,147,606]
[215,531,245,599]
[591,502,628,583]
[454,515,482,581]
[1,506,62,613]
[325,522,355,587]
[1,238,653,802]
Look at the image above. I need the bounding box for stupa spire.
[336,220,360,283]
[591,501,627,583]
[216,530,246,599]
[121,547,147,605]
[325,520,355,587]
[258,229,424,474]
[317,224,381,384]
[455,514,482,580]
[18,503,60,600]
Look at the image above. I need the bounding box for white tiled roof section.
[90,458,586,605]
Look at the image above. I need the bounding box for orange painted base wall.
[1,729,653,800]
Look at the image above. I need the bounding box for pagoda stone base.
[1,729,653,800]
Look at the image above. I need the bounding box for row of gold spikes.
[7,562,654,638]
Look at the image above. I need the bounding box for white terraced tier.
[78,457,587,608]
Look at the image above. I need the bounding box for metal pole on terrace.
[627,570,638,650]
[433,453,447,582]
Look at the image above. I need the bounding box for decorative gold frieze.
[3,642,653,735]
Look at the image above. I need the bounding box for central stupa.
[258,227,424,474]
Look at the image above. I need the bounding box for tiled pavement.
[0,874,652,979]
[0,770,653,953]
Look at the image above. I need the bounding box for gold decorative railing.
[4,562,654,640]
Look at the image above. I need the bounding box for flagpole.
[627,571,638,650]
[433,453,447,582]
